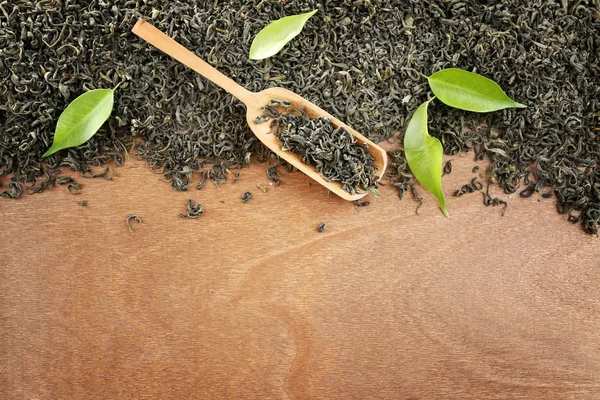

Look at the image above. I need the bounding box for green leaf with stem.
[404,98,449,218]
[43,88,114,158]
[428,68,526,112]
[249,10,317,60]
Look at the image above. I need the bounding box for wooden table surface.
[1,154,599,399]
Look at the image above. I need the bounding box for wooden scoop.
[132,19,387,201]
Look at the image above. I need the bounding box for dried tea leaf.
[43,89,114,157]
[404,99,449,217]
[249,10,317,60]
[428,68,526,112]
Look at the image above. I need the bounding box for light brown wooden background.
[1,154,599,399]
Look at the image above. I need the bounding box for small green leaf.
[428,68,526,112]
[249,10,317,60]
[43,89,114,157]
[404,99,449,218]
[367,186,381,199]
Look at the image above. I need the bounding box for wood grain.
[1,155,599,399]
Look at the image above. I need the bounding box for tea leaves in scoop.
[255,100,378,196]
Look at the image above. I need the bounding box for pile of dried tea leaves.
[0,1,598,233]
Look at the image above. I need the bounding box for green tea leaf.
[367,186,381,199]
[428,68,526,112]
[249,10,317,60]
[43,89,114,157]
[404,99,449,217]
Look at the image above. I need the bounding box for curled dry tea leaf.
[249,10,317,60]
[428,68,526,112]
[43,89,114,157]
[404,99,449,218]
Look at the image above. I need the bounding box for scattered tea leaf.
[242,191,253,203]
[42,89,114,157]
[443,160,453,175]
[249,10,317,60]
[0,182,22,199]
[428,68,526,112]
[178,199,204,219]
[126,214,142,233]
[353,199,370,210]
[256,183,269,193]
[404,99,449,217]
[367,187,381,198]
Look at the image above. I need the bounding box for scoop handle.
[131,19,255,105]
